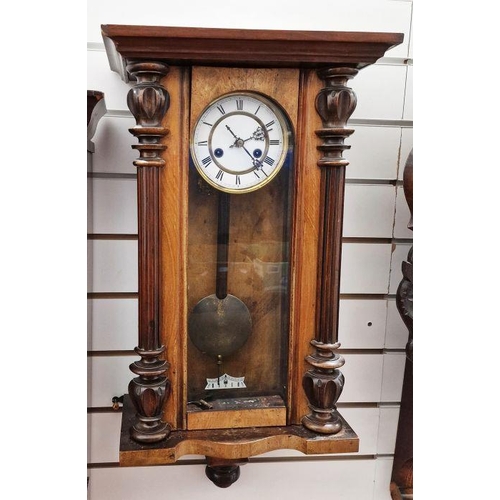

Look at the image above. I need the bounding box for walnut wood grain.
[119,395,358,466]
[288,69,323,424]
[158,66,191,430]
[102,25,404,80]
[187,405,286,431]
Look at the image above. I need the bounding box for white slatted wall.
[87,1,413,498]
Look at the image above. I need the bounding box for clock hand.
[226,125,247,149]
[225,124,239,140]
[241,144,263,169]
[240,128,266,144]
[225,125,262,167]
[232,136,251,146]
[230,136,254,148]
[228,125,266,148]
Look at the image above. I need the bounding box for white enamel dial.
[191,92,290,193]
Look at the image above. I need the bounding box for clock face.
[191,91,290,193]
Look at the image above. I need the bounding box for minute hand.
[225,124,239,140]
[242,145,263,169]
[226,125,247,150]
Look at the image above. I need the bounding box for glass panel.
[186,98,294,428]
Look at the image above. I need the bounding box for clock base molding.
[119,395,358,468]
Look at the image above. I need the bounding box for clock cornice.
[102,24,403,81]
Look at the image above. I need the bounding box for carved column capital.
[315,68,358,125]
[315,67,358,168]
[127,61,170,168]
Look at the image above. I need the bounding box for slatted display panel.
[87,1,413,498]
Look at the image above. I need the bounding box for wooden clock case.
[101,25,403,487]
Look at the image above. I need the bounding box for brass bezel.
[190,90,292,194]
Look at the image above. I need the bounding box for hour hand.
[241,127,266,144]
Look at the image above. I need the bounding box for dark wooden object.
[102,25,403,486]
[87,90,106,143]
[397,150,413,361]
[119,394,358,464]
[126,61,172,443]
[102,25,403,78]
[391,150,413,499]
[205,457,247,488]
[302,67,357,434]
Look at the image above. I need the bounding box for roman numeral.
[202,156,212,167]
[253,171,260,179]
[197,140,208,146]
[264,156,275,166]
[235,175,241,185]
[217,105,226,115]
[269,139,280,145]
[203,121,213,127]
[265,120,275,131]
[254,105,261,115]
[236,99,244,110]
[216,170,224,181]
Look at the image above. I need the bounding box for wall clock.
[101,25,403,487]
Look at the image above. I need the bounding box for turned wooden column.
[391,149,413,499]
[126,61,171,443]
[302,67,358,434]
[396,149,413,362]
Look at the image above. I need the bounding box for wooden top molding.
[101,24,404,81]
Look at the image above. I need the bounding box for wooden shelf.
[120,396,359,466]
